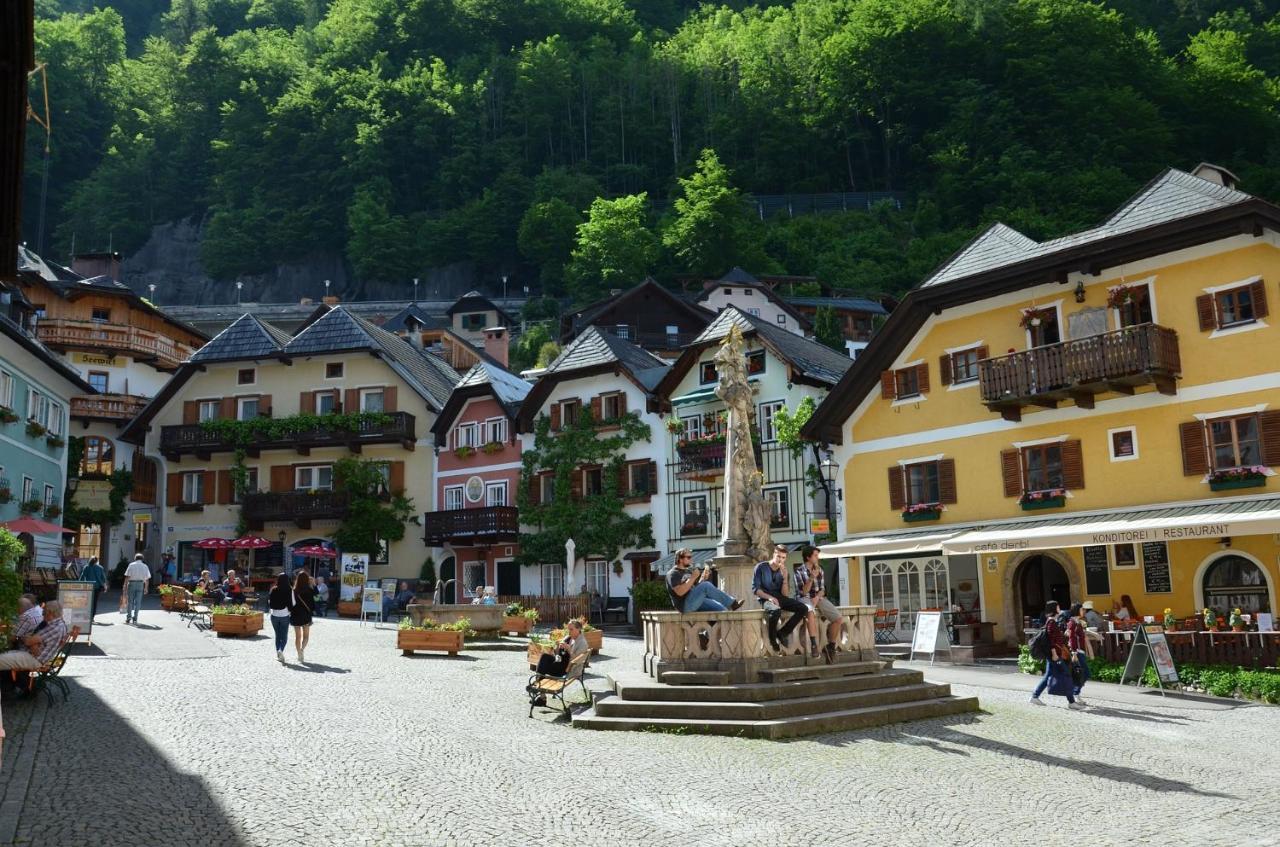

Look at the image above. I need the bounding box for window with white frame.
[46,403,62,435]
[0,370,12,407]
[181,472,203,504]
[444,485,464,511]
[681,495,709,535]
[316,391,338,415]
[22,477,33,503]
[295,465,333,491]
[586,560,608,597]
[43,484,55,507]
[758,400,785,443]
[680,415,702,439]
[484,417,506,444]
[540,563,563,596]
[360,388,385,412]
[464,561,485,597]
[237,397,259,421]
[1108,427,1139,462]
[26,389,47,424]
[764,487,790,528]
[559,398,580,427]
[485,481,507,506]
[776,314,787,325]
[232,468,258,503]
[456,422,478,449]
[197,400,219,421]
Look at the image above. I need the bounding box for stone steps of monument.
[610,666,926,703]
[756,660,884,684]
[592,681,954,721]
[574,693,980,739]
[658,671,731,686]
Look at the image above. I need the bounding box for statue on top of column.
[714,324,773,564]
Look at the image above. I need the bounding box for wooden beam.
[1028,398,1059,410]
[998,406,1022,423]
[1153,375,1178,396]
[401,439,416,452]
[295,518,312,530]
[348,442,362,454]
[1068,391,1095,410]
[295,446,310,457]
[1104,382,1135,396]
[195,450,211,461]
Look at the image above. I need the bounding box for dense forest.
[23,0,1280,304]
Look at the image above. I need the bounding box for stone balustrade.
[641,605,877,683]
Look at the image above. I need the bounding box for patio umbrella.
[230,535,272,549]
[1,517,66,535]
[193,538,232,549]
[293,545,337,558]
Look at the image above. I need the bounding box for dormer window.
[746,350,765,376]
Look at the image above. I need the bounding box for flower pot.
[502,615,532,636]
[527,641,553,669]
[584,628,603,654]
[903,509,941,523]
[210,611,263,638]
[1021,496,1065,511]
[1209,476,1265,492]
[398,629,463,656]
[161,593,175,611]
[337,600,361,618]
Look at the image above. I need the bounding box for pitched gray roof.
[922,168,1255,287]
[717,266,760,284]
[189,314,289,363]
[695,307,853,386]
[455,362,532,418]
[784,296,888,315]
[381,303,446,333]
[284,306,459,410]
[543,325,670,385]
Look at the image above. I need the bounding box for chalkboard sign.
[1083,545,1110,596]
[1141,541,1172,594]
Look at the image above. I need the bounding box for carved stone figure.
[714,324,773,565]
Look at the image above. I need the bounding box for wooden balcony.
[978,323,1181,422]
[37,319,196,370]
[241,491,350,529]
[674,440,726,481]
[423,506,520,546]
[160,411,416,459]
[71,393,148,423]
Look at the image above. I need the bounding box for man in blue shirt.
[752,544,812,655]
[80,557,108,620]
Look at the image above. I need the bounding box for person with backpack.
[1065,602,1091,705]
[1029,600,1085,709]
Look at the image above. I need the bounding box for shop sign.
[72,352,122,367]
[75,480,112,511]
[809,518,830,535]
[134,513,152,523]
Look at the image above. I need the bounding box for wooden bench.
[526,651,590,718]
[181,591,212,629]
[11,625,80,704]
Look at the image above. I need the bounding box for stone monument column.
[712,325,773,602]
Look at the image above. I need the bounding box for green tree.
[330,458,415,554]
[662,147,768,276]
[517,198,580,294]
[565,193,657,303]
[813,306,845,353]
[509,323,552,373]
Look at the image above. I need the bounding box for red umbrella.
[231,535,273,549]
[2,517,66,535]
[293,545,337,559]
[193,538,232,549]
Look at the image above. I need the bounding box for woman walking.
[1066,602,1091,706]
[1030,600,1085,710]
[291,570,316,663]
[268,573,292,664]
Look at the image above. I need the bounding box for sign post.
[1119,624,1179,695]
[360,582,383,626]
[908,611,951,665]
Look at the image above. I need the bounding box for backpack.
[1027,626,1052,662]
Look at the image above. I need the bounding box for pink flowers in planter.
[1019,488,1066,504]
[1209,465,1268,482]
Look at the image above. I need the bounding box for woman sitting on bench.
[536,619,589,677]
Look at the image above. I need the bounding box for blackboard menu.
[1141,541,1172,594]
[1083,545,1110,596]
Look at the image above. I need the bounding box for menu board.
[1145,627,1180,684]
[1141,541,1172,594]
[57,580,95,640]
[1083,545,1110,596]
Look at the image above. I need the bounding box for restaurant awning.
[671,387,717,406]
[942,495,1280,554]
[818,530,961,559]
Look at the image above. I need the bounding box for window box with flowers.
[480,441,503,455]
[0,407,17,424]
[453,445,475,460]
[0,486,10,504]
[19,498,44,514]
[1208,465,1267,491]
[681,518,709,535]
[45,434,65,449]
[1020,488,1066,511]
[769,510,789,529]
[902,503,942,523]
[43,503,61,519]
[25,420,46,438]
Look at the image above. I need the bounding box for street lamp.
[413,277,419,304]
[278,530,287,547]
[235,281,243,304]
[148,283,156,302]
[502,274,508,302]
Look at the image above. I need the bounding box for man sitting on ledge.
[753,545,811,656]
[665,549,744,613]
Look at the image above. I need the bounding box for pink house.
[426,351,532,602]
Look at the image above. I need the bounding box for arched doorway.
[1015,554,1071,627]
[439,555,456,604]
[1201,554,1271,615]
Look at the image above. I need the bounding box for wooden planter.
[585,628,603,654]
[337,600,361,618]
[527,641,553,669]
[1021,496,1065,511]
[902,509,941,523]
[502,616,532,636]
[160,593,176,611]
[1209,476,1265,492]
[210,612,263,638]
[398,629,463,656]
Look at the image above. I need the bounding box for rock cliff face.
[120,217,479,305]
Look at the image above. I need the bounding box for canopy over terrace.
[821,494,1280,557]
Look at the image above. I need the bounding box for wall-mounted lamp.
[278,530,287,545]
[1074,280,1086,303]
[1220,537,1233,549]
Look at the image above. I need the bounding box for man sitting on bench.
[753,545,811,656]
[665,549,744,613]
[0,600,69,696]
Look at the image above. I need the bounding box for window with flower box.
[764,487,790,529]
[1179,411,1280,482]
[999,440,1084,501]
[888,459,956,514]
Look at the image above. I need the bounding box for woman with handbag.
[1065,603,1092,706]
[290,570,317,664]
[1030,600,1086,710]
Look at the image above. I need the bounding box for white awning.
[943,495,1280,554]
[818,531,960,559]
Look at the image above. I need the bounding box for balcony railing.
[71,393,148,422]
[978,323,1180,421]
[423,506,519,545]
[160,411,416,457]
[37,319,197,370]
[241,490,350,529]
[675,440,727,478]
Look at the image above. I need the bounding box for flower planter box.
[1209,476,1265,492]
[1021,496,1065,511]
[210,612,263,638]
[903,509,941,523]
[585,629,603,654]
[527,641,553,669]
[160,593,176,611]
[337,600,361,618]
[398,629,463,656]
[502,616,532,636]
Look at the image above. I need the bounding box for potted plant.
[553,616,602,654]
[1163,608,1177,632]
[502,603,538,636]
[1107,285,1136,310]
[453,445,475,459]
[25,420,46,438]
[209,603,264,637]
[397,616,468,656]
[526,634,555,669]
[0,406,17,424]
[158,584,178,611]
[1230,608,1245,632]
[903,502,942,522]
[1203,608,1218,632]
[1018,308,1047,329]
[1208,465,1268,492]
[481,441,503,455]
[1020,488,1066,511]
[45,434,65,449]
[43,503,61,519]
[664,416,684,435]
[18,498,43,514]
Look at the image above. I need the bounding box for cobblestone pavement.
[1,604,1277,847]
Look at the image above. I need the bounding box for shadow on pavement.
[284,662,351,674]
[1082,705,1198,724]
[0,682,250,846]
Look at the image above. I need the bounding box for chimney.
[483,326,509,368]
[1191,162,1240,190]
[300,297,313,305]
[71,251,122,281]
[322,295,339,306]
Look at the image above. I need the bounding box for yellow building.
[807,164,1280,644]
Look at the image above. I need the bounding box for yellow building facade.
[809,165,1280,643]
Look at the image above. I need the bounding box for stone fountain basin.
[409,603,502,633]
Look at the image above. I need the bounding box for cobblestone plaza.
[0,605,1275,847]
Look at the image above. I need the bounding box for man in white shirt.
[123,553,151,624]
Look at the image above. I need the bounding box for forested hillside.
[24,0,1280,304]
